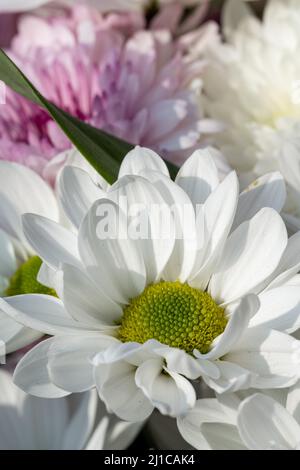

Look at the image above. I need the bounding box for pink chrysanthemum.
[0,5,219,183]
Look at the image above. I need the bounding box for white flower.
[0,369,142,450]
[2,146,300,422]
[178,383,300,450]
[202,0,300,230]
[0,0,207,13]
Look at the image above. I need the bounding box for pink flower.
[0,5,219,183]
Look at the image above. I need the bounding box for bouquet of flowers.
[0,0,300,451]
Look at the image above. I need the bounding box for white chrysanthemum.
[0,369,142,450]
[2,146,300,422]
[203,0,300,230]
[178,383,300,450]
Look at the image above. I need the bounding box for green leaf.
[0,49,178,182]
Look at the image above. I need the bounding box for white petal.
[209,208,288,304]
[48,335,117,393]
[141,171,196,283]
[109,176,175,284]
[156,345,220,380]
[94,361,153,422]
[195,294,259,361]
[119,146,169,178]
[175,148,219,206]
[177,398,235,450]
[265,231,300,290]
[0,162,58,246]
[203,361,252,394]
[58,166,105,229]
[238,394,300,450]
[287,382,300,423]
[62,263,122,327]
[22,214,80,270]
[199,422,246,450]
[21,394,69,450]
[250,285,300,333]
[135,358,196,417]
[190,171,239,289]
[79,198,146,304]
[0,229,16,278]
[0,309,42,354]
[13,338,70,398]
[232,172,286,231]
[0,295,99,336]
[226,328,300,389]
[85,399,144,450]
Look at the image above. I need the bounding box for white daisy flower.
[178,383,300,450]
[202,0,300,230]
[0,369,142,450]
[2,146,300,422]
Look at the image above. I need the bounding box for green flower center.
[118,281,227,354]
[5,256,56,297]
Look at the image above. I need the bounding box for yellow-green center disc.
[5,256,56,297]
[118,281,227,354]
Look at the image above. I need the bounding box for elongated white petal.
[155,345,220,380]
[141,171,196,283]
[175,148,219,206]
[226,328,300,389]
[13,338,70,398]
[200,422,246,450]
[210,208,288,304]
[135,358,196,417]
[62,390,97,450]
[177,398,236,450]
[62,264,122,327]
[190,171,239,289]
[203,361,252,394]
[250,285,300,333]
[0,229,16,279]
[195,294,259,361]
[119,146,169,178]
[238,394,300,450]
[94,361,154,422]
[0,309,42,354]
[48,335,117,393]
[79,199,146,304]
[58,166,105,229]
[265,231,300,290]
[232,172,286,231]
[109,176,175,283]
[0,162,58,246]
[22,214,80,270]
[287,382,300,423]
[0,295,99,336]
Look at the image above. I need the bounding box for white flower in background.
[203,0,300,231]
[0,369,142,450]
[0,0,208,14]
[2,146,300,422]
[0,150,107,355]
[0,162,59,353]
[178,383,300,450]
